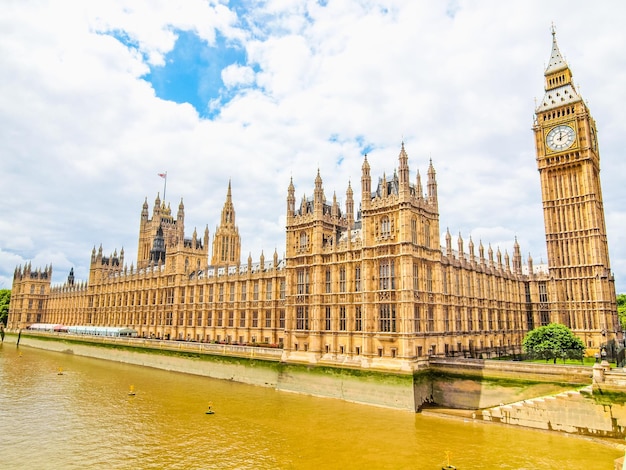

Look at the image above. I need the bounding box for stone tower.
[137,194,185,269]
[211,181,241,266]
[532,27,618,344]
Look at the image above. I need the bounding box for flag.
[158,173,167,178]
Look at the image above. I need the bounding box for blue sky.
[143,29,247,118]
[1,0,626,294]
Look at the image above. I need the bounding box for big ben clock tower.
[533,27,618,347]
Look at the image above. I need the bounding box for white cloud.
[221,64,256,87]
[1,0,625,295]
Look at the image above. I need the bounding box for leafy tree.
[617,293,626,330]
[522,323,585,364]
[0,289,10,326]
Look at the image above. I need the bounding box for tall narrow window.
[266,280,272,300]
[339,306,346,331]
[325,269,332,293]
[379,259,395,290]
[325,307,332,330]
[355,266,361,292]
[296,306,309,330]
[355,306,362,331]
[414,305,421,332]
[379,304,396,332]
[339,267,346,292]
[381,216,391,237]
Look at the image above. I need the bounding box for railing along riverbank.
[15,331,285,362]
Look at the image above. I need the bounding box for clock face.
[546,125,576,151]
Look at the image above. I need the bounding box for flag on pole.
[158,173,167,178]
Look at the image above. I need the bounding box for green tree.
[617,293,626,330]
[0,289,10,326]
[522,323,585,364]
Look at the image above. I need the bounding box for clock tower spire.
[533,27,618,346]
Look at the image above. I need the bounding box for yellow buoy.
[57,367,63,375]
[128,385,136,396]
[205,402,215,415]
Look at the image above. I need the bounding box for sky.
[1,0,625,293]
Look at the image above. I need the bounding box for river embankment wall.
[5,333,419,411]
[7,331,626,442]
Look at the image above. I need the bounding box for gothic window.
[253,281,259,300]
[355,306,362,331]
[355,266,361,292]
[217,311,223,327]
[265,310,271,327]
[279,309,285,329]
[279,280,286,300]
[228,311,234,327]
[339,267,346,292]
[297,269,310,295]
[413,263,419,291]
[426,265,433,292]
[325,306,331,330]
[427,305,435,332]
[219,284,224,302]
[230,284,235,302]
[325,269,332,293]
[252,311,258,327]
[411,217,417,244]
[339,306,346,331]
[379,304,396,332]
[538,282,548,303]
[299,231,308,250]
[381,216,391,237]
[296,306,309,330]
[414,305,421,332]
[443,306,450,331]
[379,259,395,290]
[241,281,247,301]
[424,221,431,247]
[266,280,272,300]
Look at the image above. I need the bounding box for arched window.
[299,231,308,249]
[381,216,391,237]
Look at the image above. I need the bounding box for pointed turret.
[398,141,409,188]
[314,169,324,210]
[416,170,423,200]
[427,159,437,207]
[211,181,241,266]
[361,155,371,208]
[141,197,149,220]
[287,177,296,219]
[513,237,522,274]
[345,181,354,228]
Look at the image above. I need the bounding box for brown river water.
[0,343,622,469]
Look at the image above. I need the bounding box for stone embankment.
[480,385,626,438]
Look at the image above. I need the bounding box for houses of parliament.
[7,31,619,371]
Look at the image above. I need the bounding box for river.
[0,342,622,469]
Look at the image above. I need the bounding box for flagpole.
[163,171,167,202]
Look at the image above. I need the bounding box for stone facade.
[7,31,619,372]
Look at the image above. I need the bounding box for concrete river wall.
[6,332,626,439]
